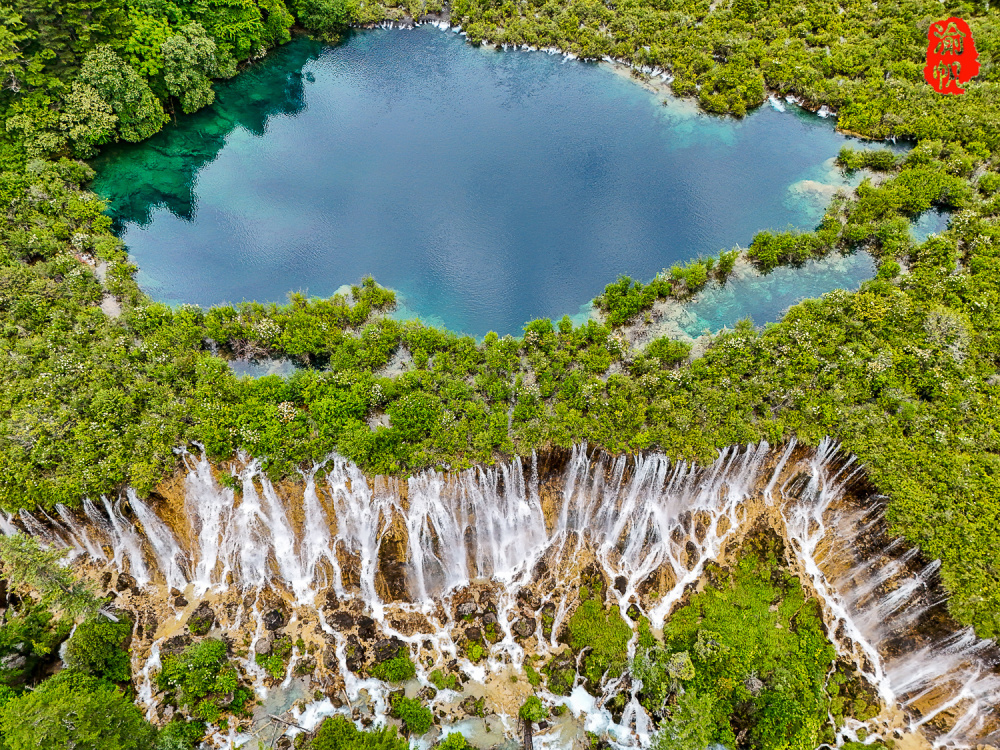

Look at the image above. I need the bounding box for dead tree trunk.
[522,718,534,750]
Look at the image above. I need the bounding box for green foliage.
[518,695,549,723]
[0,597,71,686]
[389,694,433,735]
[162,24,220,114]
[837,147,899,172]
[290,0,351,41]
[368,648,416,682]
[649,689,717,750]
[594,275,666,326]
[465,640,485,663]
[636,535,868,750]
[567,597,631,689]
[154,718,207,750]
[0,670,156,750]
[156,639,246,722]
[645,337,691,367]
[0,534,100,619]
[0,0,998,649]
[524,660,542,687]
[308,716,408,750]
[435,734,470,750]
[428,668,460,691]
[78,46,168,142]
[64,616,133,682]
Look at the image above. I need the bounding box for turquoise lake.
[92,27,896,336]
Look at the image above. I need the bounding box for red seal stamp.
[924,17,980,95]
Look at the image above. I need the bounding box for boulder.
[356,615,377,640]
[256,631,274,656]
[0,653,26,671]
[345,636,366,674]
[374,637,404,663]
[513,618,535,638]
[188,601,215,635]
[456,601,477,619]
[116,573,137,593]
[328,611,355,631]
[161,634,192,657]
[263,608,287,631]
[518,590,541,610]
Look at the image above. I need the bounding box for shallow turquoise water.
[92,28,894,336]
[680,252,875,336]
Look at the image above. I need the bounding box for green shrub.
[645,338,691,367]
[369,649,416,682]
[637,535,859,750]
[567,599,631,688]
[435,733,470,749]
[154,718,206,750]
[64,616,133,682]
[156,639,246,721]
[0,670,155,750]
[595,276,665,326]
[309,715,408,750]
[465,640,485,663]
[428,669,460,691]
[390,694,433,735]
[717,250,738,279]
[518,695,549,723]
[524,661,542,687]
[0,599,71,686]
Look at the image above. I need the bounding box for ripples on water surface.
[92,27,896,335]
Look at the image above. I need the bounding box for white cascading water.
[5,440,999,748]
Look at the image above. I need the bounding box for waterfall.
[4,441,998,748]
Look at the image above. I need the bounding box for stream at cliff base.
[91,27,899,336]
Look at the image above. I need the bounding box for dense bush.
[0,599,71,686]
[369,648,416,682]
[64,616,133,682]
[566,592,632,689]
[638,534,877,750]
[153,718,207,750]
[308,716,408,750]
[0,670,155,750]
[156,639,252,723]
[389,694,433,735]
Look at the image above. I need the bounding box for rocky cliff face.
[9,441,999,749]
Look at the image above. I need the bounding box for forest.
[0,0,998,745]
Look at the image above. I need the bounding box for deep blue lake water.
[92,28,887,336]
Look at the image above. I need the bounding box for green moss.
[640,535,869,750]
[524,660,542,688]
[390,694,433,736]
[63,616,133,683]
[369,649,416,683]
[465,641,485,663]
[567,599,631,689]
[157,639,246,722]
[428,669,460,691]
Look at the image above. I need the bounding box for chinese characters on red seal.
[924,17,980,95]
